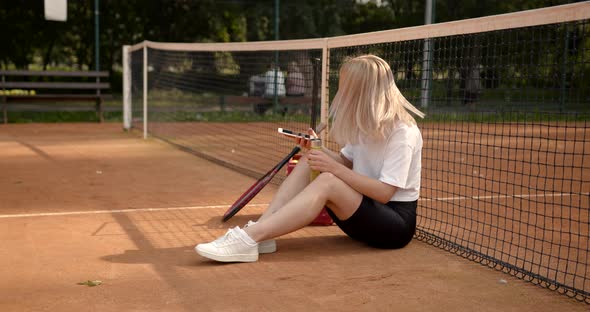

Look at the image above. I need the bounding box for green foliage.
[0,0,584,124]
[2,0,575,74]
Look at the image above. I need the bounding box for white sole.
[195,246,258,262]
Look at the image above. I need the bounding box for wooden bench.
[219,95,315,114]
[0,70,111,123]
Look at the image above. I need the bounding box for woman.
[195,54,425,262]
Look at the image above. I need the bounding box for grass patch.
[5,111,123,123]
[148,110,311,123]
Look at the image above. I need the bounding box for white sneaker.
[245,220,277,254]
[195,227,258,262]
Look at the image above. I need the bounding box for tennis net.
[124,2,590,303]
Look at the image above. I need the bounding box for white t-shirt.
[340,120,423,202]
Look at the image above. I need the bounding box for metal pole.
[122,45,131,130]
[94,0,100,71]
[274,0,279,42]
[143,45,148,139]
[273,0,280,113]
[560,26,569,112]
[311,58,320,129]
[421,0,435,108]
[320,40,328,142]
[94,0,102,121]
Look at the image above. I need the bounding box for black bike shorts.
[326,195,417,249]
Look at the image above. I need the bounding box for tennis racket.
[222,146,301,222]
[222,122,326,222]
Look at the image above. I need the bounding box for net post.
[2,73,6,124]
[142,45,148,139]
[122,45,131,130]
[273,51,280,113]
[421,0,435,108]
[320,39,329,142]
[559,25,569,112]
[311,57,320,128]
[420,39,433,108]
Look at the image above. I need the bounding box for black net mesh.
[129,18,590,303]
[329,20,589,302]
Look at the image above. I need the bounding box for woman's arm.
[292,127,352,168]
[334,163,397,204]
[321,147,352,168]
[307,150,397,203]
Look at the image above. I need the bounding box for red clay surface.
[0,123,586,311]
[145,120,590,299]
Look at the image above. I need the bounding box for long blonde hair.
[329,54,425,144]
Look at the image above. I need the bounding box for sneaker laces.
[212,227,238,246]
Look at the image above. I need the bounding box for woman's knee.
[314,172,361,218]
[313,172,343,193]
[315,171,337,182]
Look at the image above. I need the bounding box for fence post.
[122,45,131,130]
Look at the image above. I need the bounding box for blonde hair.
[329,54,425,144]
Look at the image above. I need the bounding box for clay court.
[0,123,586,312]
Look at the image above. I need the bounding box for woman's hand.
[307,149,342,175]
[294,128,318,149]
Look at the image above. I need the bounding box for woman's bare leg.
[245,172,363,242]
[257,154,312,221]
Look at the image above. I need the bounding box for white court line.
[1,192,588,219]
[0,203,269,219]
[410,192,589,202]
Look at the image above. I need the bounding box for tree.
[0,0,581,95]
